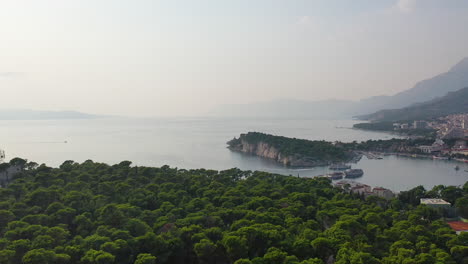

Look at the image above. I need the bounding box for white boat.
[433,156,449,160]
[345,169,364,178]
[327,172,345,180]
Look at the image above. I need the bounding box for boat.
[329,164,351,170]
[455,166,460,171]
[433,156,449,160]
[344,169,364,178]
[327,172,345,180]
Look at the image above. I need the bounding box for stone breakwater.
[227,139,329,167]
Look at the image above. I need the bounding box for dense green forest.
[352,122,395,131]
[0,158,467,264]
[229,132,436,161]
[228,132,350,162]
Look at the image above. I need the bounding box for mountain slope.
[355,57,468,115]
[359,87,468,122]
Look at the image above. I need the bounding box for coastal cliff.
[227,132,353,167]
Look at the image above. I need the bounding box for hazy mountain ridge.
[0,109,99,120]
[210,58,468,118]
[358,87,468,122]
[209,99,356,119]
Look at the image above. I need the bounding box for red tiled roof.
[447,221,468,231]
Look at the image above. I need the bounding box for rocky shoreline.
[227,132,354,167]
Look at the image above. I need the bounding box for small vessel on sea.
[329,163,351,170]
[455,166,460,171]
[327,171,345,180]
[345,169,364,178]
[433,156,449,160]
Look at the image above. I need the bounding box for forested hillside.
[0,159,467,264]
[227,132,351,166]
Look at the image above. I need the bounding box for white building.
[420,198,451,209]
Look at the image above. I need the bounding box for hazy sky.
[1,0,468,116]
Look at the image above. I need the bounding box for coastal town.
[391,113,468,159]
[393,113,468,140]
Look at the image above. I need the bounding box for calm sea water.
[0,117,467,191]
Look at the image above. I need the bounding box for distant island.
[227,132,356,167]
[0,109,100,120]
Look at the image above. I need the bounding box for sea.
[0,117,467,191]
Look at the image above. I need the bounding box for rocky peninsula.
[227,132,355,167]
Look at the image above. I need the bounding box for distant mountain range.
[0,109,99,120]
[358,86,468,122]
[210,57,468,118]
[209,99,355,119]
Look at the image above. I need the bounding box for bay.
[0,117,466,191]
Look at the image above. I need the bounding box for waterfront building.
[451,149,468,156]
[418,145,433,153]
[432,139,447,152]
[453,140,467,149]
[350,184,371,195]
[418,139,447,153]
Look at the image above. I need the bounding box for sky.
[1,0,468,117]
